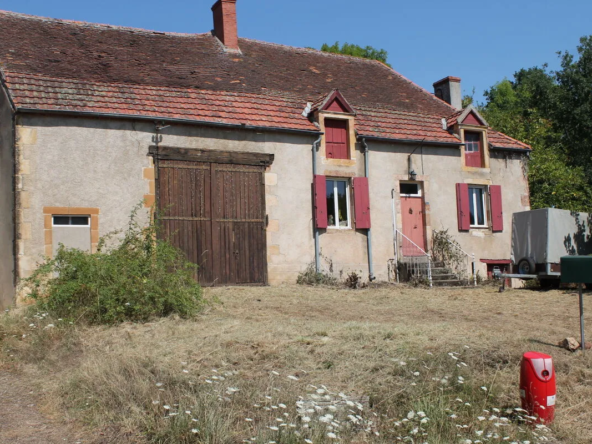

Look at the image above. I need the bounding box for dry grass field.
[1,284,591,443]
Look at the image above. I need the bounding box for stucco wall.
[15,114,530,291]
[0,86,15,308]
[15,115,321,286]
[368,142,530,280]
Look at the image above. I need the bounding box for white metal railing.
[391,229,432,287]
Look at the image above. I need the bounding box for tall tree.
[554,36,592,182]
[482,65,592,212]
[320,42,391,67]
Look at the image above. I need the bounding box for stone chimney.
[212,0,239,51]
[433,76,462,110]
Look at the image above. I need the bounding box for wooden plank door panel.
[401,196,426,256]
[158,157,267,286]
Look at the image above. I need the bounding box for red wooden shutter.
[314,175,328,229]
[456,183,470,231]
[490,185,503,232]
[353,177,371,229]
[325,119,348,160]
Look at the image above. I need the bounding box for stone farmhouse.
[0,0,531,306]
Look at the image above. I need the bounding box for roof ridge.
[0,9,209,38]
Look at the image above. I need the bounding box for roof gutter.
[15,108,323,137]
[360,135,464,147]
[489,145,531,153]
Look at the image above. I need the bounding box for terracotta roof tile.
[5,73,317,132]
[488,130,531,150]
[0,10,454,116]
[0,10,530,150]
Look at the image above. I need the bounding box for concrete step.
[431,274,459,281]
[430,267,454,276]
[432,279,466,287]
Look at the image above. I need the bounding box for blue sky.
[3,0,591,103]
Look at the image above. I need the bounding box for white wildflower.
[191,428,198,434]
[288,375,299,381]
[268,426,279,431]
[245,418,253,422]
[327,432,337,439]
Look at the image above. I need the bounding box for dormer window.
[314,90,357,165]
[325,119,349,159]
[464,131,483,168]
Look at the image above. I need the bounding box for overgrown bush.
[25,206,203,325]
[296,262,338,286]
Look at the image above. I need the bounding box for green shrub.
[296,262,338,286]
[25,205,203,325]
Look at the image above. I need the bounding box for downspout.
[360,138,375,281]
[391,188,399,283]
[312,134,323,273]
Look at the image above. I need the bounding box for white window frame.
[52,215,91,228]
[327,178,351,229]
[468,186,488,228]
[399,181,422,197]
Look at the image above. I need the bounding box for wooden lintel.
[149,146,275,166]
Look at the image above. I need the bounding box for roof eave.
[359,134,464,147]
[15,107,323,136]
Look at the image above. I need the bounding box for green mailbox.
[561,256,592,283]
[561,256,592,353]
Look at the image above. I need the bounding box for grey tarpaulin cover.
[511,209,592,264]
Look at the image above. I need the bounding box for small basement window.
[399,182,421,197]
[52,215,90,227]
[469,186,488,227]
[326,179,351,228]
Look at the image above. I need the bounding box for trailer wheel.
[517,258,536,275]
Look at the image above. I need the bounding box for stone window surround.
[318,111,357,167]
[459,125,490,171]
[43,207,100,257]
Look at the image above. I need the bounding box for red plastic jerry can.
[520,352,556,424]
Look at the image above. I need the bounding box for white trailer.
[510,208,592,282]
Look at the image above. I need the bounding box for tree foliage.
[321,42,391,67]
[481,37,592,212]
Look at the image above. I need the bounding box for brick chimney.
[433,76,462,110]
[212,0,239,51]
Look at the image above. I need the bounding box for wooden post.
[579,283,585,354]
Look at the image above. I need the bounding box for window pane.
[336,181,348,227]
[469,188,485,226]
[53,216,70,226]
[477,189,485,226]
[400,183,419,195]
[465,132,480,152]
[326,180,336,227]
[71,216,90,226]
[469,189,476,226]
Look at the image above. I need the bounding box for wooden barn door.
[155,148,272,286]
[211,164,267,285]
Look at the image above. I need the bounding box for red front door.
[401,196,426,256]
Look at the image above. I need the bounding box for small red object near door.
[520,352,556,424]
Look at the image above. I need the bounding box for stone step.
[431,274,459,281]
[432,279,466,287]
[430,267,454,275]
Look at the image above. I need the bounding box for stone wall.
[12,113,531,299]
[0,87,15,308]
